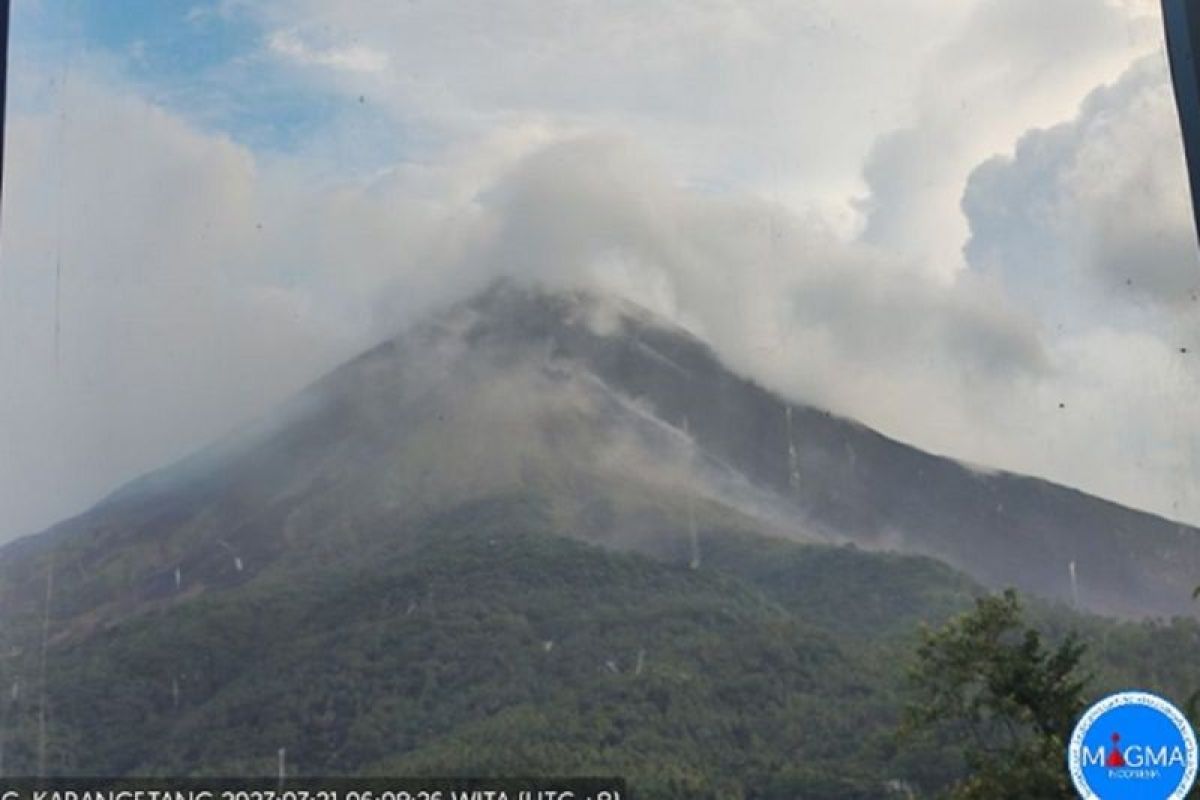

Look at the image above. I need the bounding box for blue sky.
[4,0,1200,541]
[11,0,396,163]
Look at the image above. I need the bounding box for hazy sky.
[3,0,1200,542]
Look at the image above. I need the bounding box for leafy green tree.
[906,590,1088,799]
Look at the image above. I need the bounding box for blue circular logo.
[1068,691,1198,800]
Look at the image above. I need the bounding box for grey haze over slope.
[2,281,1198,620]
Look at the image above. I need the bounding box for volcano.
[0,281,1197,790]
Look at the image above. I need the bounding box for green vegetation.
[0,494,1198,798]
[906,591,1087,799]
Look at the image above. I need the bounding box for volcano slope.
[1,282,1198,796]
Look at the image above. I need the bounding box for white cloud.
[966,54,1200,312]
[5,0,1200,542]
[956,51,1200,521]
[249,0,970,208]
[0,76,363,540]
[267,29,388,74]
[859,0,1161,276]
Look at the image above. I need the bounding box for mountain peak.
[437,278,703,356]
[4,279,1200,620]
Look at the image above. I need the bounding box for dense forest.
[1,493,1198,798]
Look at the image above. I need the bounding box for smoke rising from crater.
[3,0,1199,541]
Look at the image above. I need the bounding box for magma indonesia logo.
[1069,691,1198,799]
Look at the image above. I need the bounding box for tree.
[1181,586,1200,725]
[905,590,1089,799]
